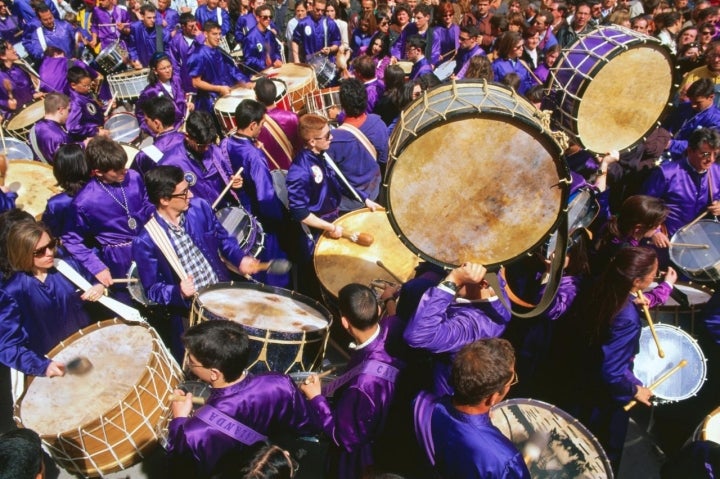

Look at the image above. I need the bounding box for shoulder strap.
[338,123,377,161]
[262,114,294,165]
[322,359,400,397]
[28,125,48,164]
[194,404,268,445]
[155,22,165,53]
[36,26,47,52]
[144,215,188,280]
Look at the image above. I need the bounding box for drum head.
[105,113,140,144]
[0,137,34,160]
[314,209,420,298]
[6,100,44,139]
[387,82,567,268]
[5,160,59,217]
[670,220,720,282]
[634,324,706,402]
[491,398,614,478]
[702,407,720,443]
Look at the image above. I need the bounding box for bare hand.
[7,98,17,110]
[97,127,111,137]
[46,360,66,378]
[230,173,243,189]
[95,268,112,287]
[81,283,106,302]
[364,198,382,211]
[320,46,330,55]
[664,267,678,286]
[180,275,196,298]
[379,283,400,301]
[650,231,670,248]
[187,101,195,112]
[634,385,654,406]
[171,389,194,418]
[709,201,720,217]
[218,85,231,97]
[239,256,260,275]
[32,92,45,100]
[273,59,283,68]
[327,224,343,239]
[299,374,322,399]
[447,262,487,286]
[132,60,143,70]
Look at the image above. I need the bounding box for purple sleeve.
[601,302,642,403]
[0,189,16,212]
[642,166,670,199]
[132,232,188,308]
[642,281,672,309]
[127,21,140,61]
[286,160,312,221]
[61,203,108,276]
[430,29,441,66]
[0,291,51,377]
[200,198,247,265]
[540,275,582,320]
[668,139,687,158]
[308,387,379,450]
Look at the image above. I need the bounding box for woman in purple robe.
[136,53,190,136]
[42,144,90,239]
[433,2,459,67]
[367,31,391,82]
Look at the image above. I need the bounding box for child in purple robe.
[66,65,110,141]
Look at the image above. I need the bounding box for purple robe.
[22,19,75,62]
[42,192,74,238]
[235,12,256,45]
[404,283,512,396]
[663,104,720,159]
[307,325,403,479]
[166,372,314,477]
[0,14,23,45]
[157,7,180,31]
[390,23,441,62]
[409,56,432,80]
[258,107,300,171]
[11,0,59,26]
[168,33,203,93]
[534,62,550,84]
[61,169,154,279]
[127,20,171,67]
[29,118,70,163]
[0,189,16,212]
[643,159,720,236]
[132,130,185,176]
[287,148,343,223]
[91,6,131,49]
[194,5,230,35]
[66,89,105,141]
[350,28,372,58]
[135,75,188,136]
[454,44,484,78]
[492,57,537,95]
[0,64,34,119]
[39,57,98,95]
[242,26,282,76]
[186,43,249,112]
[292,15,341,60]
[414,393,530,479]
[434,24,459,66]
[0,259,95,376]
[364,78,384,114]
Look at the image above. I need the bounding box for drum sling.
[263,114,294,164]
[338,123,377,161]
[144,216,188,280]
[194,405,268,445]
[322,359,400,397]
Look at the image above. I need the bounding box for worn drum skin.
[387,81,568,269]
[5,99,45,141]
[5,159,59,218]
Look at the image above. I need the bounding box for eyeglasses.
[508,371,519,387]
[314,131,332,140]
[703,30,715,35]
[33,238,57,257]
[699,151,717,158]
[442,12,453,17]
[379,20,388,26]
[185,358,206,369]
[259,14,272,19]
[458,35,471,41]
[514,44,524,49]
[170,187,190,199]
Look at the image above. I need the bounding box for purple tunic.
[42,192,74,238]
[0,14,23,45]
[404,284,512,396]
[91,5,131,49]
[235,12,257,45]
[287,148,343,222]
[12,0,59,26]
[30,118,70,163]
[364,78,384,114]
[135,75,188,136]
[39,57,98,95]
[127,20,171,67]
[307,325,404,479]
[292,15,341,60]
[663,104,720,159]
[186,44,249,112]
[434,24,459,66]
[390,23,441,62]
[492,57,537,95]
[454,44,484,78]
[350,28,372,58]
[22,19,75,62]
[132,130,185,176]
[194,5,231,35]
[409,56,432,80]
[643,159,720,236]
[157,7,180,31]
[166,372,314,477]
[258,107,300,171]
[168,32,203,92]
[61,169,154,279]
[242,26,282,75]
[66,90,105,141]
[0,188,16,212]
[0,64,34,119]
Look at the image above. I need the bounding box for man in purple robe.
[0,1,23,53]
[404,262,512,396]
[12,0,58,27]
[291,0,341,63]
[406,35,433,81]
[194,0,230,35]
[66,65,109,141]
[327,78,384,212]
[134,95,185,175]
[135,54,188,136]
[168,13,203,93]
[28,92,70,163]
[300,283,404,479]
[390,4,439,62]
[454,25,485,79]
[242,4,283,75]
[662,78,720,160]
[61,136,155,302]
[352,55,384,113]
[157,0,180,32]
[0,42,40,120]
[128,4,171,68]
[90,0,131,50]
[168,320,314,477]
[22,5,75,63]
[255,77,300,171]
[413,339,530,479]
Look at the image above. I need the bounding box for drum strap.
[36,27,47,53]
[322,359,400,397]
[338,123,377,161]
[322,152,364,204]
[145,216,188,280]
[262,114,293,165]
[28,126,49,164]
[218,139,241,204]
[194,405,268,445]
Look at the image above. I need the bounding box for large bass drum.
[386,81,568,269]
[548,26,673,154]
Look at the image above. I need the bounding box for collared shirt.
[349,325,381,350]
[161,212,218,290]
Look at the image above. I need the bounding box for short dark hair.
[254,77,277,106]
[67,65,91,85]
[460,24,480,37]
[44,92,69,115]
[687,78,715,98]
[254,4,271,16]
[185,110,218,144]
[352,54,376,80]
[140,95,176,128]
[339,78,367,117]
[689,128,720,150]
[235,99,266,130]
[53,143,89,196]
[451,338,515,406]
[144,165,184,206]
[406,34,426,52]
[338,283,379,330]
[140,3,156,14]
[203,20,222,32]
[413,3,431,16]
[0,428,43,479]
[183,320,250,382]
[86,136,127,172]
[179,11,195,25]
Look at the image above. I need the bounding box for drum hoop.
[108,68,149,81]
[7,158,54,171]
[702,406,720,438]
[386,97,568,269]
[5,99,44,129]
[670,220,720,275]
[651,282,713,311]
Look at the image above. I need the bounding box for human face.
[533,14,548,32]
[679,29,697,45]
[508,1,521,13]
[295,3,306,18]
[154,59,173,82]
[185,354,212,382]
[207,0,219,8]
[545,49,559,66]
[574,5,591,29]
[362,0,374,14]
[311,126,332,151]
[206,27,222,48]
[396,10,409,25]
[325,4,335,18]
[509,40,523,59]
[701,27,716,44]
[0,2,8,16]
[458,31,475,49]
[378,17,389,32]
[168,180,193,212]
[708,45,720,73]
[158,0,170,10]
[71,76,93,94]
[691,94,714,111]
[688,142,719,172]
[142,10,156,28]
[525,32,539,49]
[182,20,198,36]
[407,0,417,10]
[32,233,56,271]
[414,11,429,29]
[99,0,112,9]
[476,0,490,15]
[257,8,272,28]
[634,260,658,292]
[311,2,326,20]
[631,18,648,34]
[441,9,453,26]
[406,44,419,60]
[39,10,55,29]
[96,168,127,184]
[371,37,382,55]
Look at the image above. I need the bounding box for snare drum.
[96,40,128,74]
[648,282,711,335]
[693,407,720,444]
[307,53,337,88]
[5,99,45,141]
[5,160,60,218]
[314,209,420,299]
[258,64,317,113]
[216,206,266,258]
[491,398,614,479]
[189,282,332,373]
[0,137,34,160]
[213,88,256,134]
[108,68,150,100]
[548,26,673,154]
[305,87,342,121]
[14,319,183,477]
[634,323,707,403]
[105,112,140,144]
[670,220,720,283]
[387,81,568,269]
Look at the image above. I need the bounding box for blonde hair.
[7,221,46,273]
[299,113,329,142]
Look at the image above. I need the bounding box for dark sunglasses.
[33,238,57,257]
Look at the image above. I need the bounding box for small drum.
[14,319,183,477]
[216,206,266,258]
[307,53,337,88]
[544,185,600,257]
[272,79,292,111]
[647,282,711,335]
[634,324,707,403]
[5,160,60,218]
[305,87,342,121]
[0,136,34,160]
[121,142,141,169]
[95,40,128,74]
[387,81,568,269]
[127,261,154,306]
[548,26,673,154]
[189,282,332,373]
[693,407,720,444]
[396,60,413,75]
[108,68,150,100]
[5,99,45,141]
[491,398,614,478]
[105,112,140,144]
[213,87,258,134]
[434,59,457,81]
[258,64,318,113]
[314,209,420,299]
[670,220,720,283]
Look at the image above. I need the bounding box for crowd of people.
[1,0,720,477]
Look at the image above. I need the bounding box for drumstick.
[111,278,138,283]
[337,230,374,246]
[3,78,14,101]
[104,92,117,118]
[65,356,93,375]
[168,394,206,405]
[637,290,665,358]
[301,368,336,385]
[623,359,688,411]
[376,260,404,284]
[669,243,710,249]
[211,167,243,210]
[681,209,709,233]
[257,259,292,275]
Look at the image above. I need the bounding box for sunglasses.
[259,14,272,19]
[33,238,57,257]
[314,131,332,140]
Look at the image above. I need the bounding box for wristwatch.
[439,280,459,293]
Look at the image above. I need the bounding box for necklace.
[96,178,137,230]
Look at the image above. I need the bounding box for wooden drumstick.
[376,260,404,284]
[301,368,336,385]
[637,290,664,358]
[339,230,374,246]
[669,243,710,249]
[104,92,117,118]
[681,209,709,233]
[168,394,206,405]
[624,359,688,411]
[211,167,243,210]
[257,259,292,275]
[111,278,138,284]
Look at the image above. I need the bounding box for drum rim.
[491,397,615,478]
[6,158,54,170]
[549,26,674,154]
[701,406,720,440]
[670,220,720,278]
[4,99,45,129]
[650,281,713,311]
[385,81,568,269]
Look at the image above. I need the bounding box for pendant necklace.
[96,178,137,230]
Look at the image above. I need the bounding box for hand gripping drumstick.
[103,92,117,118]
[637,290,665,358]
[623,359,688,411]
[338,230,374,246]
[211,166,243,210]
[169,394,206,405]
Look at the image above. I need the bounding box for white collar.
[348,325,380,350]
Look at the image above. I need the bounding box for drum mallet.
[376,260,404,284]
[110,278,138,284]
[65,356,93,376]
[211,167,243,210]
[257,259,292,275]
[623,359,688,411]
[637,290,665,358]
[339,230,374,247]
[168,394,206,405]
[669,243,710,249]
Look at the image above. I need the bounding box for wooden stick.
[669,243,710,249]
[681,209,709,233]
[301,368,336,384]
[376,260,404,284]
[104,92,117,118]
[168,394,206,405]
[624,359,688,411]
[340,230,374,246]
[111,278,138,284]
[637,290,664,358]
[211,166,243,210]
